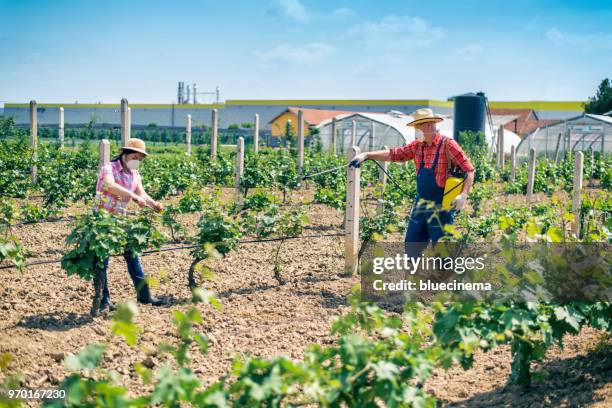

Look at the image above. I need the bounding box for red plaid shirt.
[389,132,474,188]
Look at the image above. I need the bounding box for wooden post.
[330,117,337,155]
[235,137,244,199]
[496,127,501,167]
[497,126,505,170]
[588,147,594,187]
[211,108,218,160]
[553,133,562,163]
[376,145,388,215]
[58,107,64,148]
[297,110,304,176]
[369,121,375,151]
[510,145,516,183]
[253,113,259,153]
[351,120,356,146]
[29,100,37,184]
[186,114,192,156]
[99,139,110,168]
[120,98,130,147]
[572,152,584,237]
[526,148,536,202]
[345,146,361,275]
[127,107,131,137]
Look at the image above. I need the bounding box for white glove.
[349,153,368,168]
[451,193,467,211]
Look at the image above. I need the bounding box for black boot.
[99,298,116,312]
[99,274,116,312]
[134,277,165,306]
[91,272,103,317]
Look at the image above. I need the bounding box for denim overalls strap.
[416,137,446,204]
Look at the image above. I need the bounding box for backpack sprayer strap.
[444,137,466,178]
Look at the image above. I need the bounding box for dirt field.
[0,188,610,407]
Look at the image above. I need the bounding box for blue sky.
[1,0,611,104]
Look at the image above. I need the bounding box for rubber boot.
[99,295,116,312]
[90,272,103,317]
[99,299,116,312]
[134,277,165,306]
[99,272,116,312]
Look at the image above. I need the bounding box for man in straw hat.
[93,138,165,313]
[349,108,475,257]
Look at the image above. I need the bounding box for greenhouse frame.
[516,113,612,158]
[316,112,411,153]
[316,111,521,154]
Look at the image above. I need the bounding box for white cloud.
[457,44,483,55]
[267,0,310,24]
[344,15,445,50]
[545,27,612,51]
[545,28,565,45]
[254,42,335,64]
[331,7,354,19]
[11,69,33,79]
[445,43,484,61]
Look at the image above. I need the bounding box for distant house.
[268,107,354,137]
[490,108,557,137]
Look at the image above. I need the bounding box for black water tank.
[453,92,486,143]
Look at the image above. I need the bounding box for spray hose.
[301,160,465,198]
[301,164,350,180]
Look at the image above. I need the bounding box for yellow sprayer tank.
[442,177,464,210]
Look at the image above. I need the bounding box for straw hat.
[120,138,148,156]
[407,108,444,127]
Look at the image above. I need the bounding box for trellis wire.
[0,232,345,271]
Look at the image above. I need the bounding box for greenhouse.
[316,111,410,153]
[316,111,521,154]
[516,113,612,158]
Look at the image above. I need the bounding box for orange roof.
[517,119,560,135]
[270,107,355,126]
[490,108,559,135]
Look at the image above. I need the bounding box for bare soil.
[0,188,610,407]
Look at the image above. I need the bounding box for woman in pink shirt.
[95,138,165,312]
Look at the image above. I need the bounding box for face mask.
[126,159,140,170]
[415,129,424,141]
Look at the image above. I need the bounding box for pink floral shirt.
[96,160,141,214]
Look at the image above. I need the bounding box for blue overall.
[405,138,455,258]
